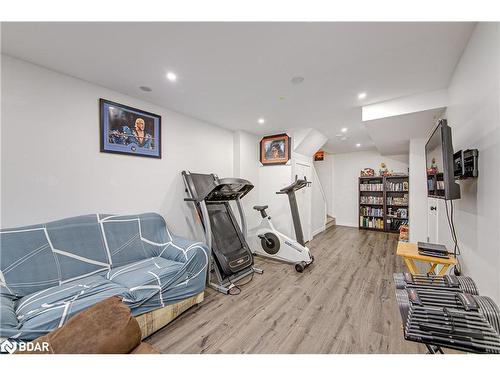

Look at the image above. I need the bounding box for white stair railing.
[311,165,328,236]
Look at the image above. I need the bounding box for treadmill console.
[205,178,254,201]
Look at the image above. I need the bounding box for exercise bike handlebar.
[276,178,311,194]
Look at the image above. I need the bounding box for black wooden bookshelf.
[359,175,409,233]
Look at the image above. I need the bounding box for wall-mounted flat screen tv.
[425,119,461,200]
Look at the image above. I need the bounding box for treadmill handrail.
[199,201,212,250]
[235,197,248,240]
[181,173,213,251]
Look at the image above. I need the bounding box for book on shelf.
[386,194,408,206]
[427,176,444,190]
[385,180,409,191]
[360,196,384,204]
[427,179,435,191]
[386,218,409,231]
[359,183,383,191]
[360,206,383,217]
[359,216,384,229]
[386,207,408,219]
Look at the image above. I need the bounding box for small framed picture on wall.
[314,150,325,161]
[100,98,161,158]
[260,133,291,166]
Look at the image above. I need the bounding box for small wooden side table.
[396,241,457,276]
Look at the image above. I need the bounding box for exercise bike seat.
[253,205,268,211]
[253,205,269,218]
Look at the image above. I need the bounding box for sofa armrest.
[158,235,209,287]
[174,235,209,261]
[160,234,209,264]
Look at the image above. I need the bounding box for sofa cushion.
[46,215,111,282]
[1,295,18,329]
[15,275,128,336]
[108,257,183,292]
[0,227,61,298]
[100,213,176,267]
[0,215,112,298]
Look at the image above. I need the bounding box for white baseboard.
[312,225,326,237]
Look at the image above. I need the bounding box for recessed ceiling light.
[258,118,265,124]
[291,76,304,85]
[358,92,367,100]
[341,127,348,133]
[356,143,361,147]
[139,86,152,92]
[166,72,177,82]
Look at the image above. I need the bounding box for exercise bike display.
[248,177,314,272]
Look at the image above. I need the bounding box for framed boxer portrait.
[100,99,161,158]
[260,133,291,166]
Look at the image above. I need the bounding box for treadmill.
[182,171,263,294]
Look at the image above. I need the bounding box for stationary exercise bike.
[248,177,314,272]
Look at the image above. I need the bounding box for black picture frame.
[99,98,162,159]
[259,133,291,166]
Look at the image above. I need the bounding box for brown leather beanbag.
[24,296,145,354]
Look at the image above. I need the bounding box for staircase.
[326,215,336,230]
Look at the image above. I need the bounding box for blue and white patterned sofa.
[0,213,208,341]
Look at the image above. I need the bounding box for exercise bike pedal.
[258,234,273,247]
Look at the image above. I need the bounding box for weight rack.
[394,273,500,354]
[394,272,478,294]
[404,305,500,354]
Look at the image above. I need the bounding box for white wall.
[331,151,409,227]
[258,164,293,237]
[233,130,261,230]
[436,23,500,303]
[0,55,234,241]
[409,138,428,242]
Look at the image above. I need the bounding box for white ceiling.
[1,22,474,153]
[365,108,445,155]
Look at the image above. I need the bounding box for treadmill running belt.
[209,204,244,254]
[207,203,253,275]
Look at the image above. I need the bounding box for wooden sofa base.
[135,291,204,339]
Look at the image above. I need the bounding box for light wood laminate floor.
[147,225,425,353]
